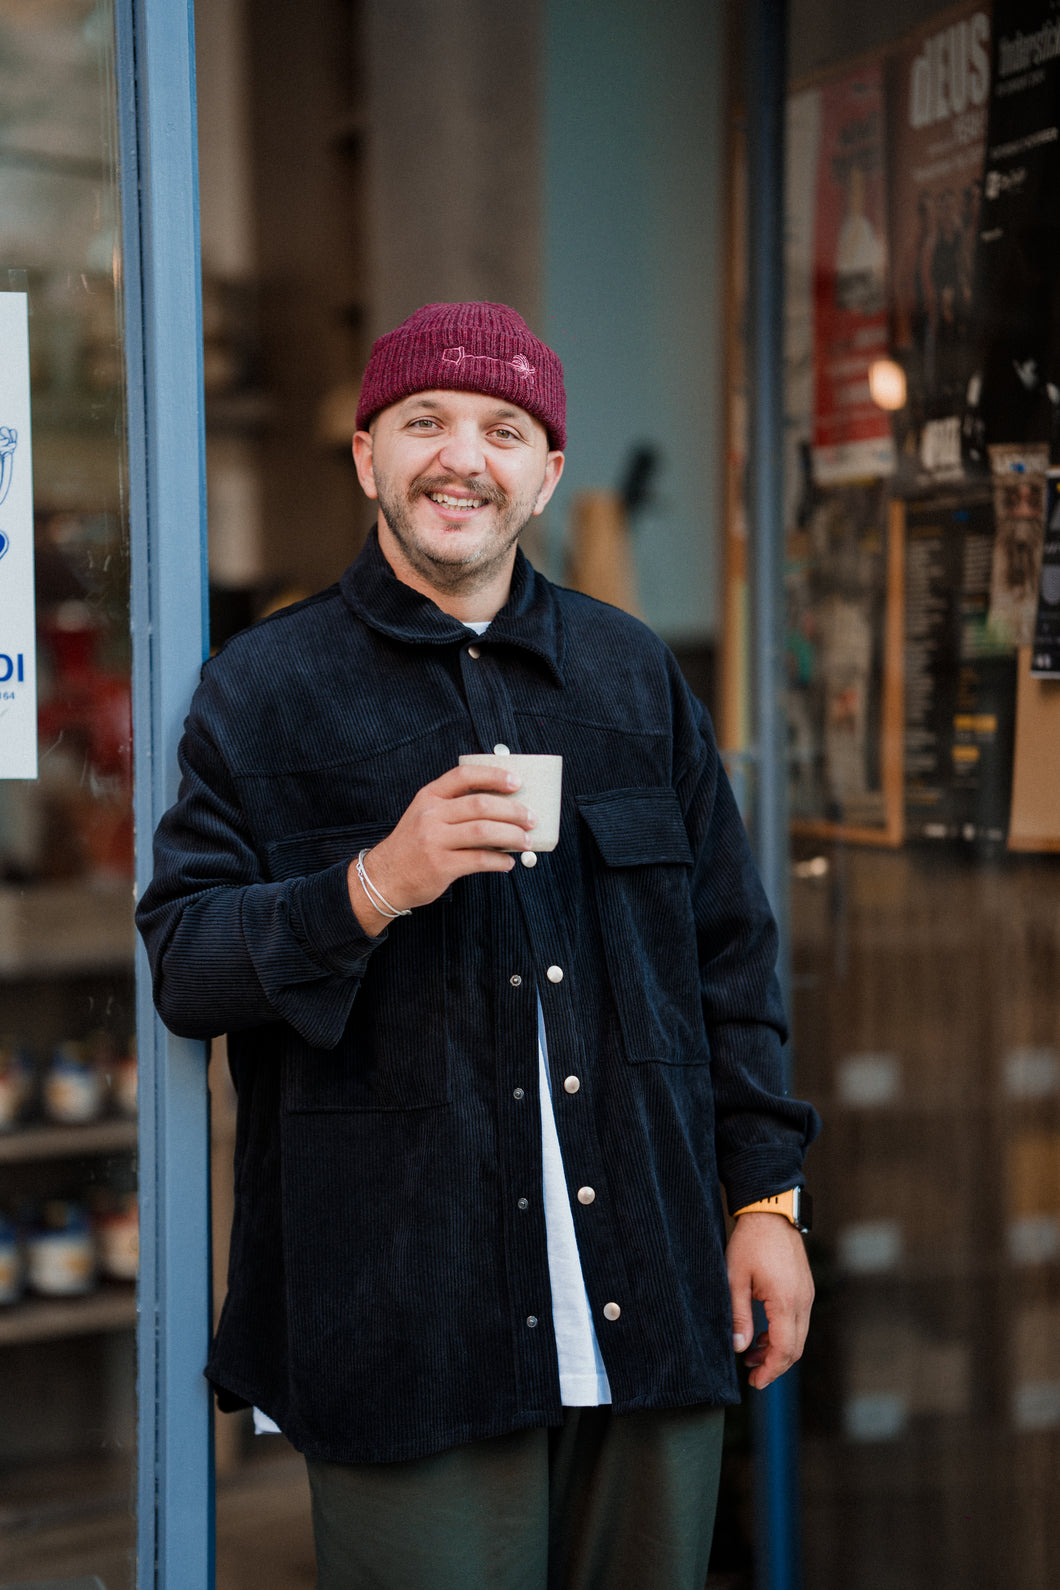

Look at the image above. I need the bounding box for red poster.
[813,68,896,483]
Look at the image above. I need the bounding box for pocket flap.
[264,823,391,880]
[577,787,693,867]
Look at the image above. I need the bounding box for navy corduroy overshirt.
[137,529,819,1464]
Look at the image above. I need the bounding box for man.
[138,301,819,1590]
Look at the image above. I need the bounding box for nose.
[437,423,486,479]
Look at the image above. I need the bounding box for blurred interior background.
[2,1,1060,1587]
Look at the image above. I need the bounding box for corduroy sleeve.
[676,692,820,1213]
[136,709,381,1050]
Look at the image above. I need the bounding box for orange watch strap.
[732,1188,811,1231]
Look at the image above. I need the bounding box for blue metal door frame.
[744,1,805,1587]
[115,1,213,1585]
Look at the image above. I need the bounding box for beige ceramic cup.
[458,753,563,852]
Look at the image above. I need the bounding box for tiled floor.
[215,1454,316,1590]
[0,1450,315,1590]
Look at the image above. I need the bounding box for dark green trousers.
[306,1403,725,1590]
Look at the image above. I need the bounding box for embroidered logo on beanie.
[441,347,537,384]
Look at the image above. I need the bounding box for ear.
[531,451,565,517]
[352,430,378,500]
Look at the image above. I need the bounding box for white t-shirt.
[536,998,612,1405]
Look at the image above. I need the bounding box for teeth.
[429,493,485,509]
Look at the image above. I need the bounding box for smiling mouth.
[427,491,487,511]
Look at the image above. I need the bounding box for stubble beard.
[373,470,541,595]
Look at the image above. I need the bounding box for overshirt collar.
[340,526,566,686]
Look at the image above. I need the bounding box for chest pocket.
[577,788,707,1066]
[266,824,452,1112]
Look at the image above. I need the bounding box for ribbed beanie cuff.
[356,302,566,450]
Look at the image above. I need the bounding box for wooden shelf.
[0,1282,136,1345]
[0,881,135,976]
[0,1118,137,1163]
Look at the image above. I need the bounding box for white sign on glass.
[0,293,36,778]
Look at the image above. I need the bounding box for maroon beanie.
[356,302,566,450]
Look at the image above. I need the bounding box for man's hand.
[726,1211,815,1391]
[347,764,537,935]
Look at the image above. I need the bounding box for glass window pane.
[783,2,1060,1585]
[0,2,136,1582]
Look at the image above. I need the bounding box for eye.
[490,426,521,442]
[407,417,440,431]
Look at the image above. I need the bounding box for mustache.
[409,474,507,508]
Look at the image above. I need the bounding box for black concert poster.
[904,495,1018,847]
[1031,470,1060,673]
[964,0,1060,467]
[887,5,992,489]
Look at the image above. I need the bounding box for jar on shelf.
[0,1039,34,1131]
[110,1037,137,1119]
[93,1188,138,1282]
[44,1040,104,1125]
[0,1213,21,1304]
[26,1200,96,1297]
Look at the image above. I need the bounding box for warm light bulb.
[868,358,907,412]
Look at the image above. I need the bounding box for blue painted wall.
[543,0,726,642]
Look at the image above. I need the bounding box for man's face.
[352,390,564,599]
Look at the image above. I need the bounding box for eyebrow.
[400,396,527,423]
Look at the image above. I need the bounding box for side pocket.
[577,788,708,1066]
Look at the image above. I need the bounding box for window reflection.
[0,2,136,1583]
[780,1,1060,1585]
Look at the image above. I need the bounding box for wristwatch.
[732,1187,813,1234]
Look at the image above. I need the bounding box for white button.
[520,851,538,868]
[526,1315,538,1328]
[546,965,563,983]
[510,974,522,986]
[513,1088,525,1100]
[563,1076,580,1094]
[603,1302,621,1321]
[467,644,481,659]
[517,1197,529,1210]
[494,743,510,755]
[577,1186,596,1205]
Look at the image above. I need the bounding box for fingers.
[742,1330,771,1374]
[728,1279,799,1388]
[431,763,525,799]
[425,767,538,848]
[420,770,538,857]
[446,820,532,854]
[745,1305,805,1390]
[448,848,519,876]
[440,791,537,839]
[411,793,536,861]
[743,1293,812,1389]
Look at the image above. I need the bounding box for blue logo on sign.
[0,427,17,508]
[0,532,7,562]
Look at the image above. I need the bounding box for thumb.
[730,1276,754,1355]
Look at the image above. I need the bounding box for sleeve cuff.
[287,859,385,973]
[720,1146,810,1219]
